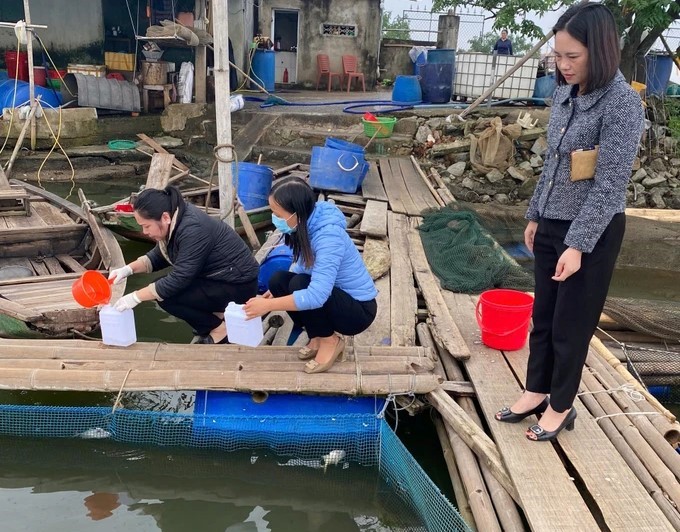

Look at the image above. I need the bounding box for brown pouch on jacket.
[570,145,599,181]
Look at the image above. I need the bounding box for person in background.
[493,29,513,55]
[244,177,378,374]
[109,186,259,344]
[494,3,644,441]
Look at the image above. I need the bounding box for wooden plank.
[56,254,86,273]
[327,194,367,207]
[388,212,416,346]
[31,200,73,226]
[78,191,112,269]
[354,273,391,347]
[407,221,469,360]
[0,224,84,244]
[440,380,475,396]
[361,161,388,202]
[145,153,175,190]
[0,297,43,321]
[29,259,50,276]
[359,200,387,238]
[397,157,441,213]
[137,133,189,171]
[501,325,676,530]
[443,292,598,531]
[0,166,10,189]
[42,257,65,275]
[380,158,418,215]
[410,155,445,208]
[272,314,294,347]
[233,113,279,162]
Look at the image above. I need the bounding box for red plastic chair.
[342,55,366,93]
[316,54,341,92]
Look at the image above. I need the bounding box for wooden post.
[212,0,235,227]
[194,0,207,103]
[22,0,36,150]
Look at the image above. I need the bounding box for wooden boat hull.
[0,181,126,338]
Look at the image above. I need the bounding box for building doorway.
[271,9,298,84]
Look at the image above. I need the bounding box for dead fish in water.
[322,449,346,473]
[77,427,112,439]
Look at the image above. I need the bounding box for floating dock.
[0,156,678,531]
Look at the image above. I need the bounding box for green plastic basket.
[362,116,397,138]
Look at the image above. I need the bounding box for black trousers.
[158,277,258,335]
[268,271,377,338]
[526,214,625,412]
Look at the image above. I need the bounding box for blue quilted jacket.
[291,201,378,310]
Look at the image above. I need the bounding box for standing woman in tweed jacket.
[495,3,645,441]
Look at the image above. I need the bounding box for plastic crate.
[361,116,397,138]
[67,63,106,77]
[105,52,135,72]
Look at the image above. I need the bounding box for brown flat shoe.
[304,336,345,374]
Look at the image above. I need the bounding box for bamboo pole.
[22,0,36,151]
[590,336,676,423]
[587,353,680,449]
[0,356,436,375]
[577,377,680,529]
[421,326,507,531]
[0,367,442,394]
[4,98,40,177]
[419,324,524,528]
[579,370,680,510]
[211,0,234,227]
[432,415,479,531]
[427,388,517,503]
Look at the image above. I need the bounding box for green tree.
[431,0,679,80]
[382,11,411,40]
[465,31,536,55]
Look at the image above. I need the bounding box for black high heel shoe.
[495,397,549,423]
[526,407,577,442]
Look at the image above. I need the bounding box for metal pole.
[212,0,235,227]
[23,0,36,150]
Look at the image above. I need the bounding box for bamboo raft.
[0,177,125,339]
[0,155,678,530]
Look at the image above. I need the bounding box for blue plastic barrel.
[533,73,557,99]
[427,49,456,86]
[419,63,453,103]
[413,51,427,75]
[0,79,62,109]
[325,137,365,155]
[646,53,674,96]
[392,75,422,104]
[231,161,274,210]
[257,244,293,294]
[251,49,276,92]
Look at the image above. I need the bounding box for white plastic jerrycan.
[225,301,263,347]
[99,305,137,347]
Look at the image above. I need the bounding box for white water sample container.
[225,301,263,347]
[99,305,137,347]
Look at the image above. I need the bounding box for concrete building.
[1,0,380,91]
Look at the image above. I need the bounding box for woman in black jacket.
[110,186,259,344]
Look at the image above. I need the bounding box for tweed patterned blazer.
[526,71,644,253]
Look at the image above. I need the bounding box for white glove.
[113,292,141,312]
[108,265,133,285]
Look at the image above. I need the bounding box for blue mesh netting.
[0,402,470,532]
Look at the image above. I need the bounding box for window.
[320,23,357,37]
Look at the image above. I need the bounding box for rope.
[206,143,238,220]
[111,369,133,415]
[577,382,645,403]
[594,411,662,421]
[36,100,76,199]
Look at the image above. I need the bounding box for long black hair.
[269,176,316,267]
[553,3,620,94]
[132,185,185,221]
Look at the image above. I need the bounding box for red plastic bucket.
[5,51,29,82]
[476,289,534,351]
[71,271,113,308]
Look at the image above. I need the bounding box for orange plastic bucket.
[476,289,534,351]
[71,271,113,308]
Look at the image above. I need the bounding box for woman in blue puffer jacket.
[244,176,378,373]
